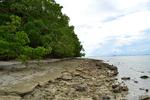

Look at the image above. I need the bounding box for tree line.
[0,0,84,60]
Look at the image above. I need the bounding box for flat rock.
[0,71,62,95]
[0,95,21,100]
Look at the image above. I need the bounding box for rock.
[134,80,138,83]
[140,75,149,79]
[74,85,87,92]
[60,72,72,81]
[139,95,150,100]
[121,77,131,80]
[112,86,121,93]
[146,89,149,92]
[139,88,149,92]
[121,85,128,91]
[0,95,21,100]
[139,88,145,90]
[75,96,93,100]
[107,65,118,71]
[112,83,128,93]
[92,95,99,100]
[101,95,111,100]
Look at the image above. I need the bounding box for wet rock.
[139,95,150,100]
[140,75,149,79]
[121,77,131,80]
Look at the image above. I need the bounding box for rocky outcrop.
[0,58,127,100]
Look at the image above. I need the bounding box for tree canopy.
[0,0,84,60]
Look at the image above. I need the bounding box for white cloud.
[56,0,150,56]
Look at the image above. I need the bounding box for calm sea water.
[90,55,150,100]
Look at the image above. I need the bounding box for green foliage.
[16,31,30,45]
[0,0,84,60]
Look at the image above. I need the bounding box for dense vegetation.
[0,0,84,60]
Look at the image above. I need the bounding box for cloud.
[56,0,150,56]
[92,29,150,56]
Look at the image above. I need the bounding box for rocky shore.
[0,58,128,100]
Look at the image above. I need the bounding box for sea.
[90,55,150,100]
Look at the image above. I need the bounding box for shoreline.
[0,58,128,100]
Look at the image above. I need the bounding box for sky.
[55,0,150,56]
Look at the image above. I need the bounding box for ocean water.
[91,55,150,100]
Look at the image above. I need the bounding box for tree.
[0,0,84,60]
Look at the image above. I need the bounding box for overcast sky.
[56,0,150,56]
